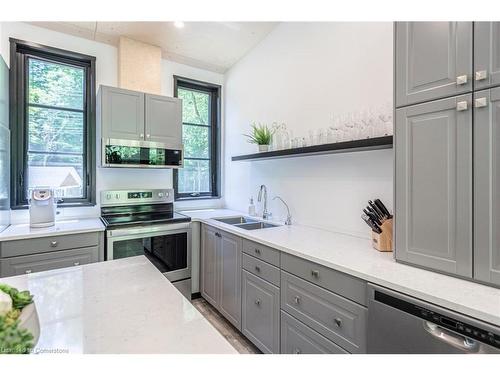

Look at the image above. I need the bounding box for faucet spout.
[273,196,292,225]
[257,185,271,220]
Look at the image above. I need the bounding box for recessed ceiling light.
[174,21,185,29]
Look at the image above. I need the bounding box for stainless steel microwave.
[101,138,183,169]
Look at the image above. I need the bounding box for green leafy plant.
[243,123,274,145]
[0,316,34,354]
[0,285,33,310]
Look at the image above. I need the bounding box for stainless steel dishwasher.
[367,284,500,354]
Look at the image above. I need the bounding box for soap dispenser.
[248,197,256,216]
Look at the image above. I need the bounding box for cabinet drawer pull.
[311,269,320,278]
[74,262,80,266]
[146,134,151,138]
[254,265,261,273]
[456,101,468,111]
[294,348,302,354]
[474,97,488,108]
[25,269,32,274]
[254,248,261,255]
[334,318,342,327]
[50,241,58,247]
[294,296,301,305]
[140,133,144,138]
[475,70,488,81]
[255,299,261,306]
[456,75,468,85]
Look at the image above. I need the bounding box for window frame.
[173,75,221,201]
[9,38,96,209]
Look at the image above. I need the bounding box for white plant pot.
[18,303,40,348]
[258,145,269,152]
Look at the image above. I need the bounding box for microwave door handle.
[423,321,480,353]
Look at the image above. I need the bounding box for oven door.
[106,222,191,282]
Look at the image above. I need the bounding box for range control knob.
[106,194,111,200]
[158,192,164,198]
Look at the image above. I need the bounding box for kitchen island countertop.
[0,256,237,354]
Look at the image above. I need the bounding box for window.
[173,76,220,200]
[10,39,96,208]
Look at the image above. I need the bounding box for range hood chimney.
[118,37,162,94]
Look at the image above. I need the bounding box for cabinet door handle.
[311,269,320,278]
[294,348,302,354]
[294,296,301,305]
[146,134,151,138]
[140,133,144,138]
[474,97,488,108]
[25,269,32,274]
[456,75,468,85]
[456,101,468,111]
[334,318,342,327]
[50,241,58,247]
[254,265,261,273]
[255,299,261,306]
[254,248,261,255]
[74,262,80,266]
[475,70,488,81]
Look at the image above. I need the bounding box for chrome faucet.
[273,196,292,225]
[257,185,271,220]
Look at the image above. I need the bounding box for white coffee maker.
[29,188,57,228]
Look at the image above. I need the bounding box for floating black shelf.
[231,136,393,162]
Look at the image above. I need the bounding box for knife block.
[371,218,393,252]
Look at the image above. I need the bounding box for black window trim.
[173,75,221,201]
[9,38,96,209]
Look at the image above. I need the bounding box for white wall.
[0,22,224,223]
[224,23,394,237]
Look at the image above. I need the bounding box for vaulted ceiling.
[30,22,278,73]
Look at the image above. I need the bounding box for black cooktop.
[100,203,191,228]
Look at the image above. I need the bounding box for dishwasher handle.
[423,321,480,353]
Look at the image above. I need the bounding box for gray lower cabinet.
[395,95,473,277]
[474,22,500,90]
[395,22,473,107]
[200,225,219,306]
[281,311,348,354]
[200,225,242,329]
[0,246,99,277]
[99,85,145,141]
[281,271,367,353]
[474,88,500,286]
[241,270,280,353]
[219,231,242,328]
[145,94,182,146]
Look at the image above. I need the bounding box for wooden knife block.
[371,218,393,252]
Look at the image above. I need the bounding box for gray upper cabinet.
[474,22,500,91]
[145,94,182,146]
[218,231,242,329]
[99,86,145,141]
[200,225,219,307]
[395,95,473,277]
[395,22,473,107]
[474,87,500,286]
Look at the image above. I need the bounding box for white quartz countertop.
[181,209,500,327]
[0,256,237,354]
[0,218,105,241]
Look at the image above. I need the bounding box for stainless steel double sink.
[213,216,280,230]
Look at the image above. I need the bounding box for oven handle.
[107,222,190,237]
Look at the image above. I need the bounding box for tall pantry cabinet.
[395,22,500,287]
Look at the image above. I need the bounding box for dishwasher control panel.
[374,290,500,349]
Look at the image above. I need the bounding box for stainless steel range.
[100,189,192,299]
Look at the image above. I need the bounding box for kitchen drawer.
[242,253,280,287]
[242,270,280,353]
[242,239,280,267]
[281,253,366,305]
[0,232,99,258]
[0,246,99,277]
[281,271,367,353]
[281,311,348,354]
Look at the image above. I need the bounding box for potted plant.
[244,123,274,152]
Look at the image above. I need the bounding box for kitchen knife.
[374,199,392,219]
[363,208,382,226]
[366,205,383,222]
[368,200,385,220]
[361,214,382,234]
